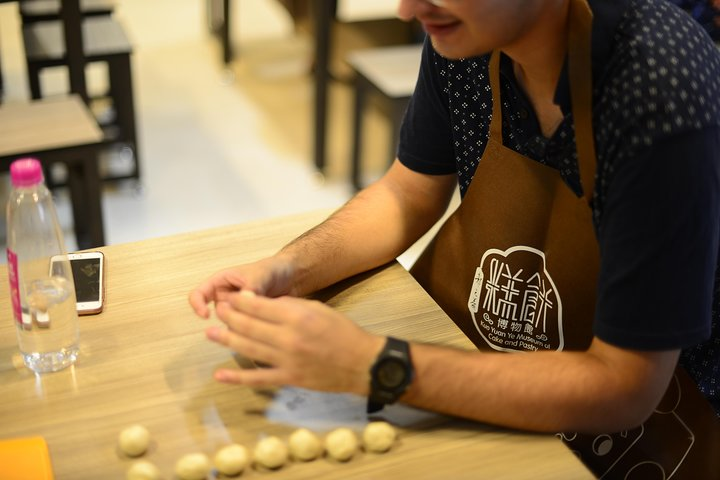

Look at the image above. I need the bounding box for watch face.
[377,359,407,388]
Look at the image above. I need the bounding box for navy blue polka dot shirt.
[399,0,720,413]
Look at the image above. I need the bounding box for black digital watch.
[367,336,415,414]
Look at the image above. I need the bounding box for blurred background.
[0,0,422,255]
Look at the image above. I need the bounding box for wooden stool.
[22,16,139,183]
[346,44,423,190]
[0,95,106,248]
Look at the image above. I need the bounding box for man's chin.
[430,38,489,59]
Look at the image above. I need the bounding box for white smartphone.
[50,251,105,315]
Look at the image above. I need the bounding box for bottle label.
[7,249,22,325]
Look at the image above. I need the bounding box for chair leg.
[107,54,140,180]
[41,162,58,190]
[66,151,105,249]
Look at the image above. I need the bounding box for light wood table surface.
[335,0,398,22]
[0,96,102,156]
[0,210,594,479]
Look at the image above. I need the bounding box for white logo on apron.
[467,245,565,352]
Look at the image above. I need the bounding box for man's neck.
[504,0,570,105]
[503,0,571,137]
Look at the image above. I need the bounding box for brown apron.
[410,0,720,477]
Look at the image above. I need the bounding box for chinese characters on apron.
[410,0,720,477]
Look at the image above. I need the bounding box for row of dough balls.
[121,421,397,480]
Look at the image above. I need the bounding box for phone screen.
[70,258,101,302]
[51,257,101,302]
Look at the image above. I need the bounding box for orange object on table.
[0,436,54,480]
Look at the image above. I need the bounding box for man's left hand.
[205,291,385,395]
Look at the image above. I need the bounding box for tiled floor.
[0,0,447,267]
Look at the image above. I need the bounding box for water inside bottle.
[18,276,79,373]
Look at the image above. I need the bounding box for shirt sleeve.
[593,127,720,350]
[397,38,457,175]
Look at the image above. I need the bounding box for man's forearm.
[276,163,456,296]
[277,185,421,296]
[401,339,679,433]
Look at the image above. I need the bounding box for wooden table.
[0,210,595,479]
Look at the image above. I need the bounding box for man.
[191,0,720,476]
[670,0,720,40]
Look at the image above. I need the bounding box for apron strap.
[488,50,503,140]
[568,0,598,204]
[487,0,598,205]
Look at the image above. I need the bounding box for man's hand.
[188,256,297,319]
[205,291,386,395]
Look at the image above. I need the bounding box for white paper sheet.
[264,386,447,431]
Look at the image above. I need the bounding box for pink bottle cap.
[10,158,44,187]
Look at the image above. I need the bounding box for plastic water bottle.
[6,158,79,373]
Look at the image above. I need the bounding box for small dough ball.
[325,428,358,462]
[175,452,211,480]
[288,428,323,461]
[126,460,161,480]
[118,424,151,457]
[362,421,397,453]
[253,436,288,469]
[213,443,249,476]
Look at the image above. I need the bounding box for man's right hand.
[189,160,457,320]
[188,255,296,319]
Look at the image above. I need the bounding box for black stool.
[19,0,115,23]
[0,95,107,248]
[346,44,423,191]
[22,15,139,183]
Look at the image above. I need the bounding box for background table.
[208,0,404,174]
[313,0,402,173]
[0,95,106,249]
[0,210,594,479]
